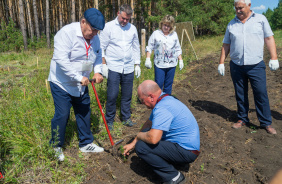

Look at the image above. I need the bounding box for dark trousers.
[135,140,198,182]
[49,82,94,148]
[230,61,272,127]
[154,65,176,95]
[105,70,134,125]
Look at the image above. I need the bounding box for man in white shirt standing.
[218,0,279,134]
[100,4,141,130]
[48,8,105,161]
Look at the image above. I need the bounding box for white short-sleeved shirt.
[223,12,273,65]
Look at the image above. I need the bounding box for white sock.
[172,172,180,181]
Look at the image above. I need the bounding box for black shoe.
[122,119,136,127]
[107,123,114,131]
[163,172,185,184]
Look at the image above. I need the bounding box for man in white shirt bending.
[100,4,141,130]
[48,8,105,161]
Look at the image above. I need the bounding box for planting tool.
[89,79,124,153]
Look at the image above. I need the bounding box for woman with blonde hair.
[145,15,183,95]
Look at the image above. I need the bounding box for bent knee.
[135,140,148,155]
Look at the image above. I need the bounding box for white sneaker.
[54,147,64,161]
[79,143,104,153]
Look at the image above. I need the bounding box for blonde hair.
[159,15,175,34]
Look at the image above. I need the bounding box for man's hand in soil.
[123,140,137,156]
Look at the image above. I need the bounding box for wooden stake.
[8,66,10,72]
[141,29,146,56]
[23,88,26,99]
[37,57,38,68]
[45,79,48,93]
[185,29,198,60]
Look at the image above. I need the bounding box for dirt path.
[81,50,282,184]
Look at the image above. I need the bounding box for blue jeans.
[105,70,134,125]
[154,65,176,95]
[230,61,272,127]
[49,82,94,147]
[135,139,198,182]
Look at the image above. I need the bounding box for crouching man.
[123,80,200,184]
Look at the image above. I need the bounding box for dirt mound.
[81,50,282,184]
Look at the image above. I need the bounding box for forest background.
[0,0,281,52]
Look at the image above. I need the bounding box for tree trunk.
[32,0,40,41]
[54,0,58,32]
[79,0,83,19]
[8,0,14,22]
[58,0,63,28]
[39,0,45,34]
[46,0,50,48]
[18,0,28,50]
[26,0,34,41]
[94,0,98,9]
[0,1,4,23]
[71,0,75,22]
[131,0,134,24]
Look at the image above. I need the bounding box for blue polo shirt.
[223,11,273,65]
[149,94,200,151]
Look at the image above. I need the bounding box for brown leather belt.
[190,150,200,156]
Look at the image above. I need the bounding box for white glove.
[102,64,108,79]
[179,60,184,70]
[269,59,279,71]
[218,64,225,76]
[135,65,141,78]
[145,58,152,69]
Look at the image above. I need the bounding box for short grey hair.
[119,4,133,15]
[234,0,251,5]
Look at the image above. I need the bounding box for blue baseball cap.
[84,8,105,30]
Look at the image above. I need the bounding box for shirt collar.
[235,10,255,22]
[158,29,173,36]
[114,17,131,28]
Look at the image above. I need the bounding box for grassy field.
[0,30,281,183]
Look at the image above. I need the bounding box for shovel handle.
[90,81,115,146]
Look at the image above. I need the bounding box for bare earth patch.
[67,49,282,184]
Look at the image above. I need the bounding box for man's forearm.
[265,36,278,60]
[219,43,230,64]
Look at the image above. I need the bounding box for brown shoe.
[265,125,277,134]
[232,120,246,129]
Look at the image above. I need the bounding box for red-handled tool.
[89,79,124,146]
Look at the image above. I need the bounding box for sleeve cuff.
[134,60,141,65]
[74,75,83,82]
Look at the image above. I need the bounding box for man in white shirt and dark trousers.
[100,4,141,130]
[218,0,279,134]
[48,8,105,161]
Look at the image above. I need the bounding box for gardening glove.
[269,59,279,71]
[135,65,141,78]
[102,64,108,79]
[145,58,152,69]
[179,60,184,70]
[218,64,225,76]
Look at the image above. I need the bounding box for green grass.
[1,29,281,183]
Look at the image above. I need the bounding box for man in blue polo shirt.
[218,0,279,134]
[123,80,200,184]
